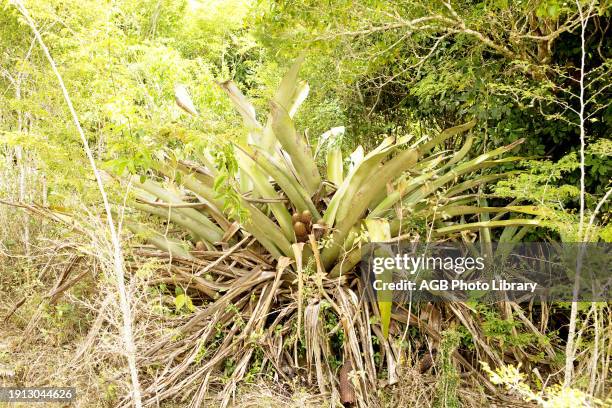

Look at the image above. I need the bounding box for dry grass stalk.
[8,2,143,405]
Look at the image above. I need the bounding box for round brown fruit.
[292,212,300,223]
[293,221,307,236]
[301,210,312,224]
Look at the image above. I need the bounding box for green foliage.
[320,300,344,369]
[495,154,581,207]
[211,144,248,222]
[0,0,249,209]
[494,151,610,240]
[482,363,608,407]
[251,0,611,199]
[173,292,195,313]
[478,306,549,349]
[433,330,461,408]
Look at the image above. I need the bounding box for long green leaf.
[364,219,392,338]
[234,148,294,239]
[259,56,306,151]
[134,179,224,243]
[275,55,305,109]
[328,247,362,278]
[325,137,398,226]
[368,156,445,218]
[436,219,545,234]
[402,143,524,208]
[435,205,552,218]
[157,161,292,257]
[154,161,218,203]
[417,119,477,155]
[133,202,215,245]
[245,201,293,257]
[217,80,261,132]
[326,146,343,186]
[322,148,418,268]
[445,172,520,198]
[288,80,309,117]
[243,145,320,218]
[156,164,232,230]
[270,101,321,195]
[442,133,474,168]
[124,220,195,260]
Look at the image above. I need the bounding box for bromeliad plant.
[124,58,544,407]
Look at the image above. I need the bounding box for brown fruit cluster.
[292,210,327,242]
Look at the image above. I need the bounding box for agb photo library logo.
[361,242,610,303]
